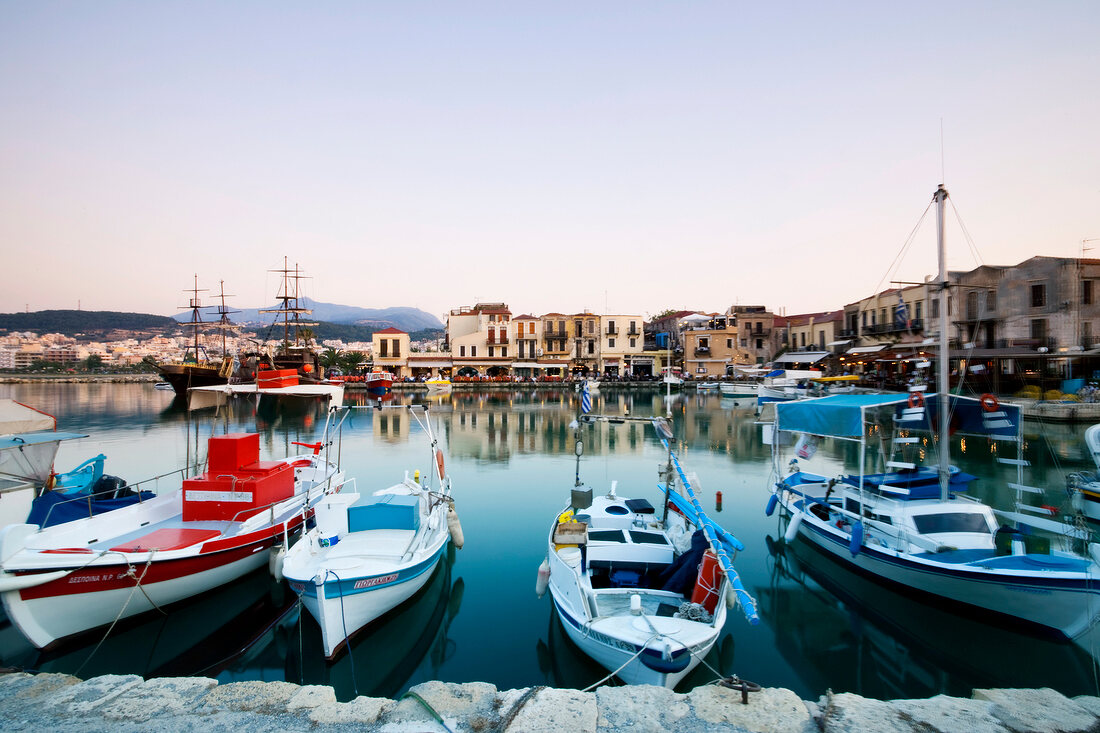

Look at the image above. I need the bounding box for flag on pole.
[894,292,911,331]
[581,381,592,414]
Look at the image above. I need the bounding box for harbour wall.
[2,672,1099,733]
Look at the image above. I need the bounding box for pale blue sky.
[2,2,1097,321]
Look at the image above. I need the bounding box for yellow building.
[371,327,410,378]
[447,303,513,378]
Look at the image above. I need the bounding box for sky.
[1,2,1097,323]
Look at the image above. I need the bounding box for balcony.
[694,347,711,356]
[628,327,639,336]
[606,326,618,336]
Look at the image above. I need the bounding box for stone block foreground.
[1,672,1098,732]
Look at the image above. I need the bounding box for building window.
[575,320,582,337]
[489,347,494,357]
[517,322,524,337]
[460,345,466,357]
[380,340,388,357]
[756,339,763,349]
[1030,319,1047,343]
[630,338,636,348]
[987,291,996,311]
[588,320,594,335]
[608,338,615,348]
[1031,283,1046,308]
[915,301,923,321]
[726,338,732,348]
[1085,281,1094,306]
[931,300,940,319]
[818,331,824,348]
[471,345,477,357]
[967,291,979,320]
[862,312,867,329]
[502,347,507,358]
[587,340,594,355]
[800,333,806,347]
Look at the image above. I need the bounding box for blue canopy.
[776,394,908,437]
[0,431,87,451]
[775,393,1022,440]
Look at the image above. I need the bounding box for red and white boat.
[0,432,346,649]
[365,369,394,395]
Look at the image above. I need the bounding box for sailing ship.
[150,276,234,396]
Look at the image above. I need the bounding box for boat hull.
[779,491,1100,640]
[288,536,449,658]
[158,364,227,396]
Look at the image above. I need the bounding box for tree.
[82,354,104,372]
[648,308,681,321]
[340,351,366,374]
[319,347,340,369]
[298,328,315,347]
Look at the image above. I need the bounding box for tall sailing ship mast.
[151,275,234,396]
[259,257,323,380]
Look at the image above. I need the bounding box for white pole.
[935,184,951,501]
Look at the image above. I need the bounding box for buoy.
[447,502,464,549]
[436,448,446,480]
[849,520,864,556]
[724,583,736,610]
[765,494,779,517]
[535,557,550,598]
[269,545,286,582]
[784,510,803,542]
[691,550,722,614]
[715,490,723,512]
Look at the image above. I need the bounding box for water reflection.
[759,532,1100,699]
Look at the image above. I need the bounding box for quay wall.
[2,672,1099,733]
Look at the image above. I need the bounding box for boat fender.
[849,520,864,556]
[690,550,722,614]
[269,545,286,583]
[535,557,550,598]
[1089,543,1100,568]
[447,501,464,549]
[436,448,446,480]
[784,510,803,543]
[765,494,779,517]
[724,582,736,610]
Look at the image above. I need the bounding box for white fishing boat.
[756,369,822,405]
[541,413,759,688]
[1066,424,1100,524]
[425,377,452,394]
[281,406,461,659]
[0,429,346,649]
[696,381,720,392]
[766,184,1100,644]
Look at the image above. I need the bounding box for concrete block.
[822,692,910,733]
[287,684,337,711]
[387,680,499,732]
[309,695,390,725]
[690,685,815,733]
[504,687,597,733]
[892,695,1004,733]
[46,674,143,715]
[197,680,300,713]
[0,673,82,723]
[99,677,218,723]
[973,688,1098,733]
[596,685,689,733]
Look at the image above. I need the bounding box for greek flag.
[581,381,592,414]
[894,291,911,331]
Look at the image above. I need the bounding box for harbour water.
[0,383,1097,702]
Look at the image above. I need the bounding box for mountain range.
[174,298,444,333]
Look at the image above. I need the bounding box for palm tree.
[299,328,315,347]
[340,351,366,374]
[319,347,340,369]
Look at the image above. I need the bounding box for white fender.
[269,545,287,582]
[784,510,804,543]
[535,557,550,598]
[447,502,464,550]
[1090,543,1100,568]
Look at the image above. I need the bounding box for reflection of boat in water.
[760,532,1100,699]
[286,544,464,701]
[0,567,297,679]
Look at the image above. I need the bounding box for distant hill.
[176,298,444,333]
[0,310,177,337]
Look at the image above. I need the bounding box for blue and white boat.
[281,405,461,659]
[767,185,1100,645]
[756,369,822,406]
[542,414,759,688]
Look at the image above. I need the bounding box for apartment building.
[598,314,646,376]
[447,303,513,377]
[371,327,410,378]
[682,312,753,378]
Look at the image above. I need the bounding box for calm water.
[1,383,1097,701]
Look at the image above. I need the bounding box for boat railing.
[36,462,202,529]
[782,486,944,553]
[227,470,349,531]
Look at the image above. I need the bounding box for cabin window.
[913,513,990,535]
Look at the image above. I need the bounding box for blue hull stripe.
[295,541,447,600]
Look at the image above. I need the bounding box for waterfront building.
[731,306,781,364]
[682,310,753,378]
[447,303,513,378]
[371,327,410,379]
[598,314,646,377]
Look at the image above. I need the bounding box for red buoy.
[691,550,722,613]
[715,490,723,511]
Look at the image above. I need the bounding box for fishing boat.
[0,400,89,528]
[425,377,452,394]
[364,369,394,395]
[766,184,1100,644]
[281,405,460,659]
[540,412,759,688]
[0,430,346,649]
[696,381,720,392]
[1065,424,1100,524]
[756,369,822,405]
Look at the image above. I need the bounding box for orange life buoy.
[436,448,446,479]
[907,392,925,408]
[980,393,999,412]
[691,550,723,614]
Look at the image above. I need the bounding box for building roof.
[373,327,407,335]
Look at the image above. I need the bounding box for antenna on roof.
[939,117,945,185]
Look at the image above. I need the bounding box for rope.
[498,686,543,730]
[325,569,359,698]
[579,632,660,692]
[74,551,157,677]
[400,690,455,733]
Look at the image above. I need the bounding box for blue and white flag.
[894,291,911,331]
[581,381,592,414]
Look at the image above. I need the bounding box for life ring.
[980,393,999,412]
[907,392,925,409]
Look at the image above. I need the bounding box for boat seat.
[625,498,655,514]
[110,527,222,553]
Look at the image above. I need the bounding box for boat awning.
[811,375,860,383]
[0,431,87,483]
[0,399,55,433]
[772,351,828,364]
[846,345,887,355]
[405,359,452,368]
[776,393,1021,439]
[826,339,851,346]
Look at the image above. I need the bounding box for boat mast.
[935,184,951,501]
[178,274,208,364]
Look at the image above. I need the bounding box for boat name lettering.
[70,575,101,583]
[586,628,636,653]
[353,573,399,590]
[186,490,253,502]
